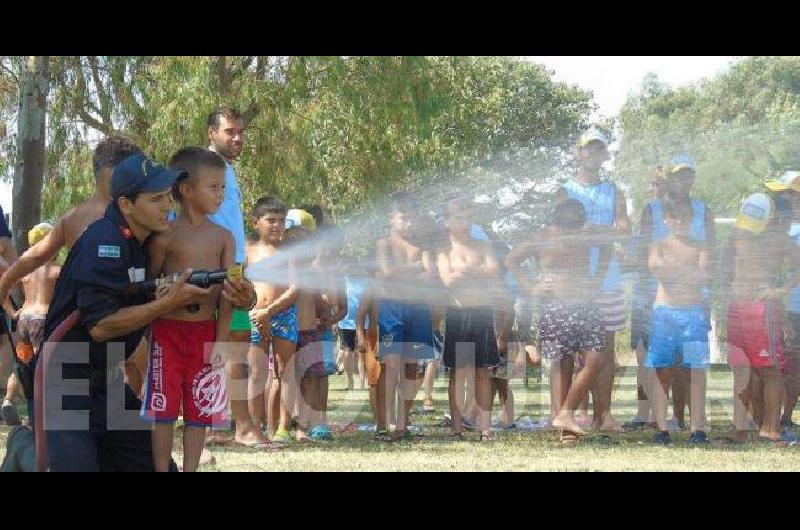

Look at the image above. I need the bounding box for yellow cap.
[578,128,609,148]
[766,170,800,192]
[285,209,317,231]
[28,222,54,246]
[736,193,772,234]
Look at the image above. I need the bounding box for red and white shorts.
[142,319,228,427]
[727,300,786,371]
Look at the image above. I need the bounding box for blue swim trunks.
[645,304,710,369]
[250,305,299,345]
[377,301,434,360]
[320,328,337,376]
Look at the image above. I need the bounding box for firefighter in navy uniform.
[38,154,213,471]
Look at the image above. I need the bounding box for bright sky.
[526,56,737,119]
[0,57,739,220]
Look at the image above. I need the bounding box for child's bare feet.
[552,413,588,435]
[575,412,592,427]
[295,427,310,443]
[598,416,624,432]
[235,430,268,447]
[205,431,235,446]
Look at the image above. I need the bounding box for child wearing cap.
[1,223,61,426]
[246,196,300,444]
[143,147,236,470]
[723,193,800,444]
[645,192,713,445]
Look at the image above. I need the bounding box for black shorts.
[443,306,500,369]
[338,328,356,351]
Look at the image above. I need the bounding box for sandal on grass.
[374,430,393,443]
[309,424,333,442]
[391,429,425,442]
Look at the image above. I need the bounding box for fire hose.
[32,265,243,471]
[33,309,80,472]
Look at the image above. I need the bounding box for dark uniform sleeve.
[0,207,11,239]
[72,229,132,331]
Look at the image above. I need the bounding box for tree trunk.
[12,56,49,254]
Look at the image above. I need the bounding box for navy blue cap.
[111,154,185,201]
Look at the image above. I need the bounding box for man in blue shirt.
[562,128,631,432]
[206,106,265,446]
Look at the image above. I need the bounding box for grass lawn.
[3,363,800,471]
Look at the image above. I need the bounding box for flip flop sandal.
[374,429,393,443]
[272,430,294,445]
[309,425,333,441]
[479,434,493,443]
[759,437,789,447]
[254,441,286,451]
[205,432,236,446]
[622,420,649,432]
[560,434,580,445]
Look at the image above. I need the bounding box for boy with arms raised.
[2,224,61,425]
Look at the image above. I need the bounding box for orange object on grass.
[365,325,381,386]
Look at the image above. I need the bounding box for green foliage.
[38,56,593,230]
[616,57,800,217]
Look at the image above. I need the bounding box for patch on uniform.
[128,267,146,283]
[98,245,121,258]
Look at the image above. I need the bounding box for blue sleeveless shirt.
[563,179,622,292]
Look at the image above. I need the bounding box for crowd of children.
[4,122,800,473]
